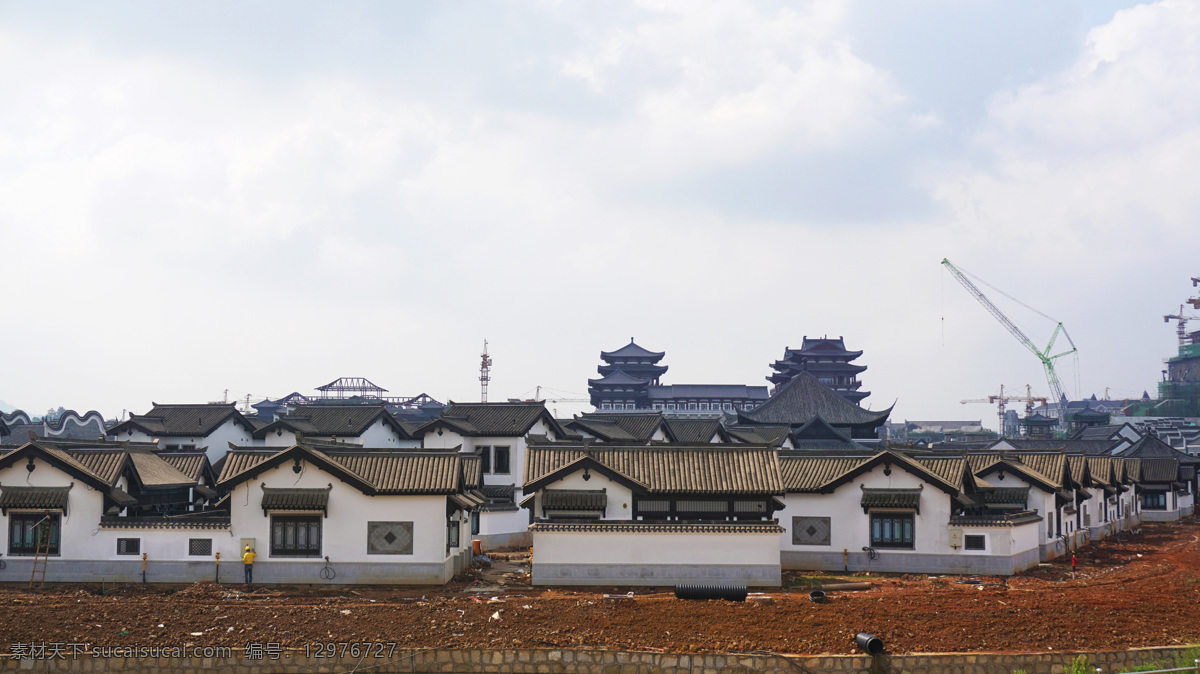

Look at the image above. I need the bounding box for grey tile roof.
[262,404,406,439]
[725,425,793,446]
[157,453,209,482]
[1067,455,1091,486]
[979,488,1030,506]
[949,511,1043,527]
[261,486,330,511]
[992,438,1124,455]
[112,403,250,437]
[0,486,72,510]
[779,457,867,492]
[98,515,230,530]
[541,489,607,511]
[1012,453,1068,489]
[738,372,892,427]
[1089,453,1113,484]
[435,402,559,437]
[587,370,651,386]
[326,453,461,494]
[64,449,128,486]
[565,418,637,442]
[577,413,665,442]
[126,449,201,488]
[524,445,783,495]
[662,419,724,443]
[1119,434,1200,461]
[600,340,665,360]
[861,488,922,510]
[1139,458,1180,483]
[529,521,783,534]
[460,455,483,490]
[914,458,970,492]
[218,445,463,495]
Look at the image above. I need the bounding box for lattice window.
[8,513,60,556]
[870,514,914,549]
[734,501,767,513]
[676,500,728,513]
[964,535,986,551]
[792,516,831,546]
[367,521,413,555]
[188,538,212,556]
[271,516,322,557]
[117,538,141,555]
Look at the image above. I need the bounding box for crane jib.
[941,258,1078,422]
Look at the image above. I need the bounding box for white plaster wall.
[258,429,299,447]
[202,420,254,464]
[0,458,106,560]
[533,529,779,567]
[478,508,528,541]
[227,459,454,565]
[779,463,953,555]
[108,420,252,464]
[109,428,156,445]
[357,419,409,448]
[423,428,469,451]
[532,471,634,521]
[978,471,1057,543]
[91,527,232,561]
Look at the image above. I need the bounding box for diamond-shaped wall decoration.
[792,516,831,546]
[368,521,413,555]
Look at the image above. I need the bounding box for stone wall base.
[3,645,1197,673]
[532,562,780,586]
[782,548,1040,576]
[1,557,458,585]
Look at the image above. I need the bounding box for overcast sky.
[3,0,1199,429]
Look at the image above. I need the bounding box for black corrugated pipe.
[809,589,827,603]
[854,633,884,655]
[674,584,748,602]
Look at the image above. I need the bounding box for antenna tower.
[480,340,492,402]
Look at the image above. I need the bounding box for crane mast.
[942,258,1077,423]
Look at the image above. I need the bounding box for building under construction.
[1128,276,1200,418]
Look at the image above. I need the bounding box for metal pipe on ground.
[854,633,884,655]
[674,584,748,602]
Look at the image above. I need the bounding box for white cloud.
[558,1,905,176]
[935,0,1200,261]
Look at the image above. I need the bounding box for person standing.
[243,545,257,585]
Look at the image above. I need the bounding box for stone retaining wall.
[1,645,1195,673]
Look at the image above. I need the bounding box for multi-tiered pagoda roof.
[768,336,869,404]
[596,339,668,383]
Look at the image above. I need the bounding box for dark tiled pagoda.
[768,336,869,404]
[588,339,768,414]
[597,339,668,383]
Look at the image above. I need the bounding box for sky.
[3,0,1200,430]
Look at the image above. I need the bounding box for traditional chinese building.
[767,337,869,404]
[587,339,768,414]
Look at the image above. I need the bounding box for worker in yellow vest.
[243,545,257,585]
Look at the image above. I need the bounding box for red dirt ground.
[3,519,1200,656]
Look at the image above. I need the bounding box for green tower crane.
[941,258,1077,424]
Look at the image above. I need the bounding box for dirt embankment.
[3,522,1200,656]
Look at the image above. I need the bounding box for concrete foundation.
[781,548,1040,576]
[1,557,460,585]
[1141,509,1183,522]
[532,562,780,587]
